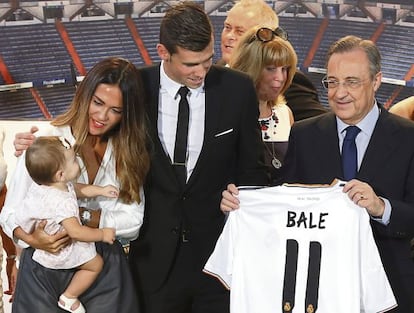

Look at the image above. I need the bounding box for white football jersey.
[204,181,397,313]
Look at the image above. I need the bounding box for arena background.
[0,0,413,309]
[0,0,413,120]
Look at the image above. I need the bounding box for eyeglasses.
[249,27,288,44]
[321,76,368,90]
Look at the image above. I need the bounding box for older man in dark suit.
[221,35,414,312]
[128,3,268,313]
[281,35,414,312]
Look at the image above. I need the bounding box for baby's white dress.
[16,182,96,269]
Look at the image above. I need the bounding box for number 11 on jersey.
[282,239,322,313]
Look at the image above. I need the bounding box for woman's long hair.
[52,57,150,204]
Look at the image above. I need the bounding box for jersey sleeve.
[203,212,236,290]
[359,210,398,312]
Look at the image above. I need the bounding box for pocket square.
[214,128,234,137]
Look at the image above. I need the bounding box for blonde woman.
[230,26,297,183]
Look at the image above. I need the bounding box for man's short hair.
[326,35,381,79]
[230,0,279,29]
[160,1,213,54]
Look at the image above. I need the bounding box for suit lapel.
[314,108,397,183]
[316,113,343,178]
[143,65,181,184]
[144,66,224,189]
[185,67,221,188]
[358,109,397,183]
[144,66,160,133]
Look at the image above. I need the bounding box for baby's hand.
[102,228,115,244]
[102,185,119,198]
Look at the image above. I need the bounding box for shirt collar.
[337,99,380,137]
[159,60,205,98]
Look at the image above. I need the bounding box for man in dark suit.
[218,0,328,121]
[281,36,414,312]
[128,2,268,313]
[221,35,414,312]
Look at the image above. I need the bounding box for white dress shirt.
[158,61,205,181]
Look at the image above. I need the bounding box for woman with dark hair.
[0,57,150,313]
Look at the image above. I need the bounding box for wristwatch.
[81,209,92,225]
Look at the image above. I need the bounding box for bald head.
[221,0,279,64]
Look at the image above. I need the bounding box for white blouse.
[0,124,144,248]
[259,104,291,142]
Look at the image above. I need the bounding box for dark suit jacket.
[282,107,414,312]
[129,64,268,292]
[284,70,328,121]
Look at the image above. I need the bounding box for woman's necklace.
[264,141,282,169]
[259,109,282,169]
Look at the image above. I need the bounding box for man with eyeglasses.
[280,35,414,312]
[218,0,328,121]
[221,35,414,312]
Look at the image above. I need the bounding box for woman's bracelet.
[6,254,16,261]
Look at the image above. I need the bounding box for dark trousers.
[139,242,229,313]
